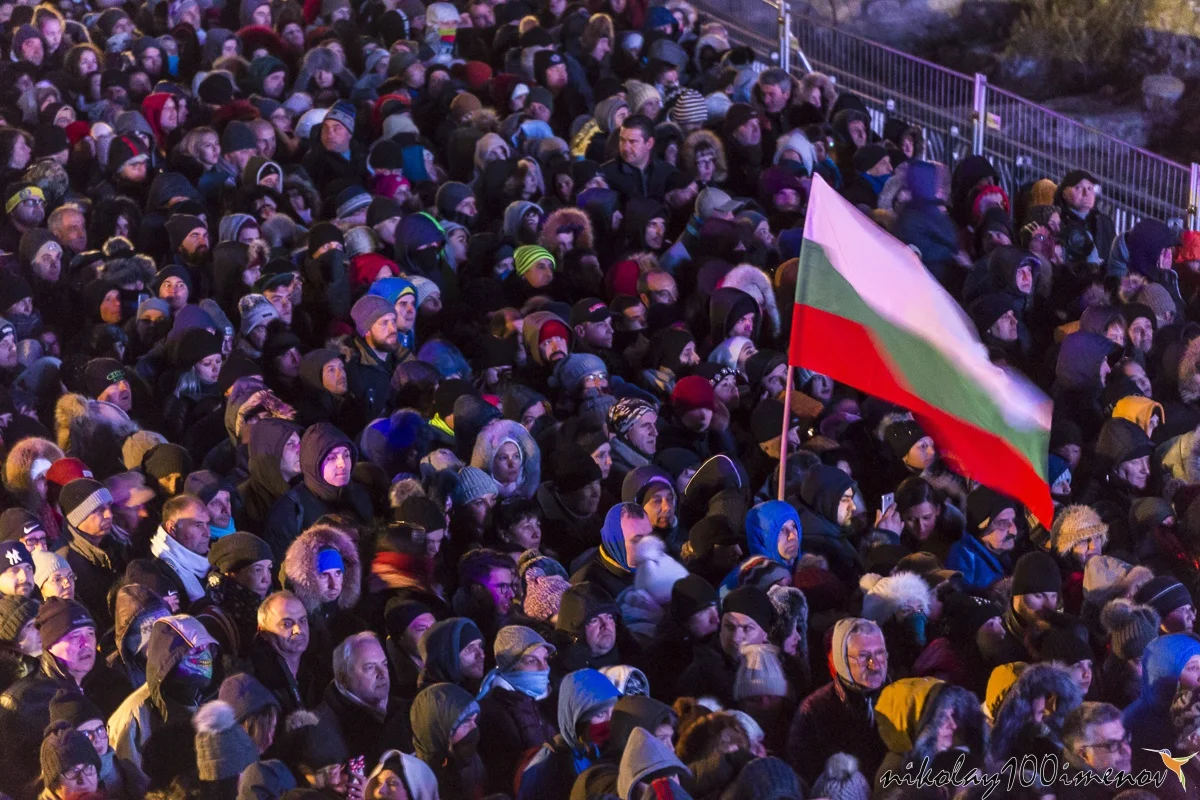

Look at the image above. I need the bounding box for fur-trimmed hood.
[469,418,541,500]
[1156,425,1200,484]
[539,207,595,254]
[877,678,987,764]
[681,129,728,184]
[798,72,837,117]
[3,436,63,494]
[101,254,157,288]
[281,522,363,612]
[293,47,355,94]
[858,571,933,623]
[719,265,780,338]
[768,584,810,671]
[55,393,92,453]
[1177,335,1200,405]
[988,662,1082,765]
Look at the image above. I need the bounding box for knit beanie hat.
[0,595,39,642]
[0,273,33,312]
[723,586,775,632]
[632,538,689,606]
[1011,552,1062,597]
[493,625,555,672]
[1135,575,1192,619]
[668,88,708,127]
[49,689,104,728]
[810,753,871,800]
[1134,282,1175,322]
[733,642,789,700]
[175,329,223,369]
[238,294,280,336]
[194,700,258,781]
[218,672,279,721]
[35,598,93,650]
[0,508,44,544]
[550,443,601,494]
[325,101,356,135]
[351,294,393,337]
[554,353,606,396]
[671,375,716,414]
[222,121,258,153]
[1035,627,1092,665]
[1101,598,1161,661]
[883,419,925,460]
[41,722,101,788]
[1051,504,1108,557]
[84,358,126,399]
[58,479,113,529]
[0,539,32,572]
[524,574,570,621]
[609,398,655,437]
[671,574,718,621]
[283,710,349,771]
[514,245,555,277]
[965,485,1017,534]
[451,466,500,507]
[143,443,193,481]
[208,532,273,573]
[625,80,661,115]
[435,182,473,217]
[32,550,69,591]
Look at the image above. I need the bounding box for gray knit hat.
[194,700,259,781]
[218,672,279,721]
[553,353,606,396]
[811,753,871,800]
[238,293,281,336]
[58,479,113,529]
[732,643,789,700]
[350,295,393,337]
[452,466,499,507]
[493,625,556,672]
[1101,598,1161,661]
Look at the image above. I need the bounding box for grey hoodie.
[617,726,691,800]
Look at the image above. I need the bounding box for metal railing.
[697,0,1200,231]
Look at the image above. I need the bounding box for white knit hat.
[632,536,688,606]
[733,643,788,700]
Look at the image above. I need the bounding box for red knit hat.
[537,320,570,346]
[64,121,93,148]
[46,458,93,489]
[671,375,715,413]
[461,61,493,92]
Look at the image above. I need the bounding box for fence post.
[778,0,791,73]
[1190,163,1200,231]
[972,73,987,157]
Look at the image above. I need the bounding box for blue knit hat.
[325,100,356,135]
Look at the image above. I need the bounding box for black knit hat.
[367,196,404,227]
[283,710,348,771]
[1135,575,1193,619]
[208,532,273,573]
[965,485,1017,534]
[670,573,718,621]
[41,721,101,788]
[83,358,126,399]
[221,120,257,153]
[750,398,798,445]
[174,328,223,369]
[143,443,194,481]
[723,586,774,632]
[166,214,206,253]
[0,595,39,642]
[550,443,602,494]
[35,597,94,650]
[384,598,433,639]
[1035,627,1092,665]
[0,272,33,312]
[49,689,104,727]
[1011,551,1062,597]
[884,419,926,460]
[307,222,344,256]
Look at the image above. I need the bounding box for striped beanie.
[669,88,708,127]
[514,245,555,277]
[59,479,114,530]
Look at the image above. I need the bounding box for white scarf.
[150,526,210,602]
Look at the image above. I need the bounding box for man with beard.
[345,295,399,428]
[1,183,47,253]
[164,215,212,298]
[787,617,890,785]
[722,103,766,198]
[796,465,865,585]
[435,183,477,228]
[946,486,1020,592]
[0,273,41,340]
[622,198,668,256]
[988,551,1076,667]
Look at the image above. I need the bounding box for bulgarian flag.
[788,175,1054,526]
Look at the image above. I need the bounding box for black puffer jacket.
[477,684,557,794]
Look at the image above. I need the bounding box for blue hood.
[1142,633,1200,706]
[558,668,621,754]
[599,504,631,572]
[744,500,801,566]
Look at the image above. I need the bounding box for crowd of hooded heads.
[3,0,1200,799]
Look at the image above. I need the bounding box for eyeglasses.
[62,764,98,782]
[1083,733,1131,754]
[847,650,888,667]
[51,572,76,587]
[77,725,107,742]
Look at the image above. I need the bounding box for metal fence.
[695,0,1200,231]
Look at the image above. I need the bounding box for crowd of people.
[0,0,1199,798]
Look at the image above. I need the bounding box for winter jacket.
[315,681,413,767]
[262,423,374,562]
[410,683,487,800]
[874,676,987,787]
[601,157,678,203]
[237,419,303,533]
[1125,634,1200,776]
[786,680,886,786]
[345,336,397,431]
[193,572,262,665]
[796,466,863,584]
[990,662,1082,767]
[0,653,131,799]
[536,482,604,568]
[62,524,128,632]
[618,726,690,800]
[108,614,218,769]
[469,418,541,500]
[744,500,800,569]
[477,683,558,794]
[518,668,621,800]
[109,585,171,688]
[944,533,1008,591]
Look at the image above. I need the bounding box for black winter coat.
[477,685,557,795]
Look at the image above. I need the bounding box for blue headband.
[317,547,344,573]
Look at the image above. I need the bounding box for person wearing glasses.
[1059,701,1132,798]
[38,722,102,800]
[47,690,147,800]
[787,617,891,786]
[33,551,75,601]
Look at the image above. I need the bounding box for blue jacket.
[944,534,1006,591]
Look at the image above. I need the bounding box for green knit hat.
[514,245,555,277]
